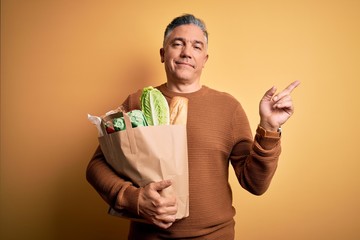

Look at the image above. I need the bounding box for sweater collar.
[157,83,209,99]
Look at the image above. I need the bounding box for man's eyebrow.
[171,37,186,43]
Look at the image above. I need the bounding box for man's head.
[163,14,208,47]
[160,14,209,91]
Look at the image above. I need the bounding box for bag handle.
[123,112,138,154]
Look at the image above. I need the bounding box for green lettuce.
[140,86,170,125]
[112,110,148,131]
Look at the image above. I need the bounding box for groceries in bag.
[87,86,190,221]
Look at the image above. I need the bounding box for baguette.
[169,96,188,125]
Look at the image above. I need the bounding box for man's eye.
[194,45,202,50]
[172,42,183,47]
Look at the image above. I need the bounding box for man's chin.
[174,75,195,83]
[174,71,197,81]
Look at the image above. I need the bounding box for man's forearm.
[86,146,140,213]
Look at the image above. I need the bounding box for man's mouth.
[175,61,195,68]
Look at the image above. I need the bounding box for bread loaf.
[169,96,188,125]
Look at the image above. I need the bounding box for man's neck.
[166,81,202,93]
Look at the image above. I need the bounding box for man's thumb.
[153,179,172,191]
[263,86,277,100]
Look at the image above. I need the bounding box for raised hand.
[138,180,178,229]
[259,81,300,131]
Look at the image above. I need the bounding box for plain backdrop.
[1,0,359,239]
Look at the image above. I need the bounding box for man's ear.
[160,48,165,63]
[202,54,209,68]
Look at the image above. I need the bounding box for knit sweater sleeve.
[230,104,281,195]
[86,146,140,213]
[86,91,142,215]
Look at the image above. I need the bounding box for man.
[86,14,300,239]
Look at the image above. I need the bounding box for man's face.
[160,24,208,85]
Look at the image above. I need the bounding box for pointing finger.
[273,80,300,101]
[284,80,301,94]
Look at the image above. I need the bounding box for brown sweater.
[86,84,281,239]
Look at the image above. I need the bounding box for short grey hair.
[163,14,208,46]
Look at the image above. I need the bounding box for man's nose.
[180,45,192,58]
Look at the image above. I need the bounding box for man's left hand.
[259,80,300,131]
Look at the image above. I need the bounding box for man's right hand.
[138,179,178,229]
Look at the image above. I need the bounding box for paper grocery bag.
[98,112,189,221]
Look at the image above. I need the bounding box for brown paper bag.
[98,112,189,221]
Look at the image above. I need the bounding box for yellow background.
[1,0,359,239]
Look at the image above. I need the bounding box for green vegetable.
[128,110,148,127]
[113,117,126,131]
[112,110,148,131]
[140,86,170,125]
